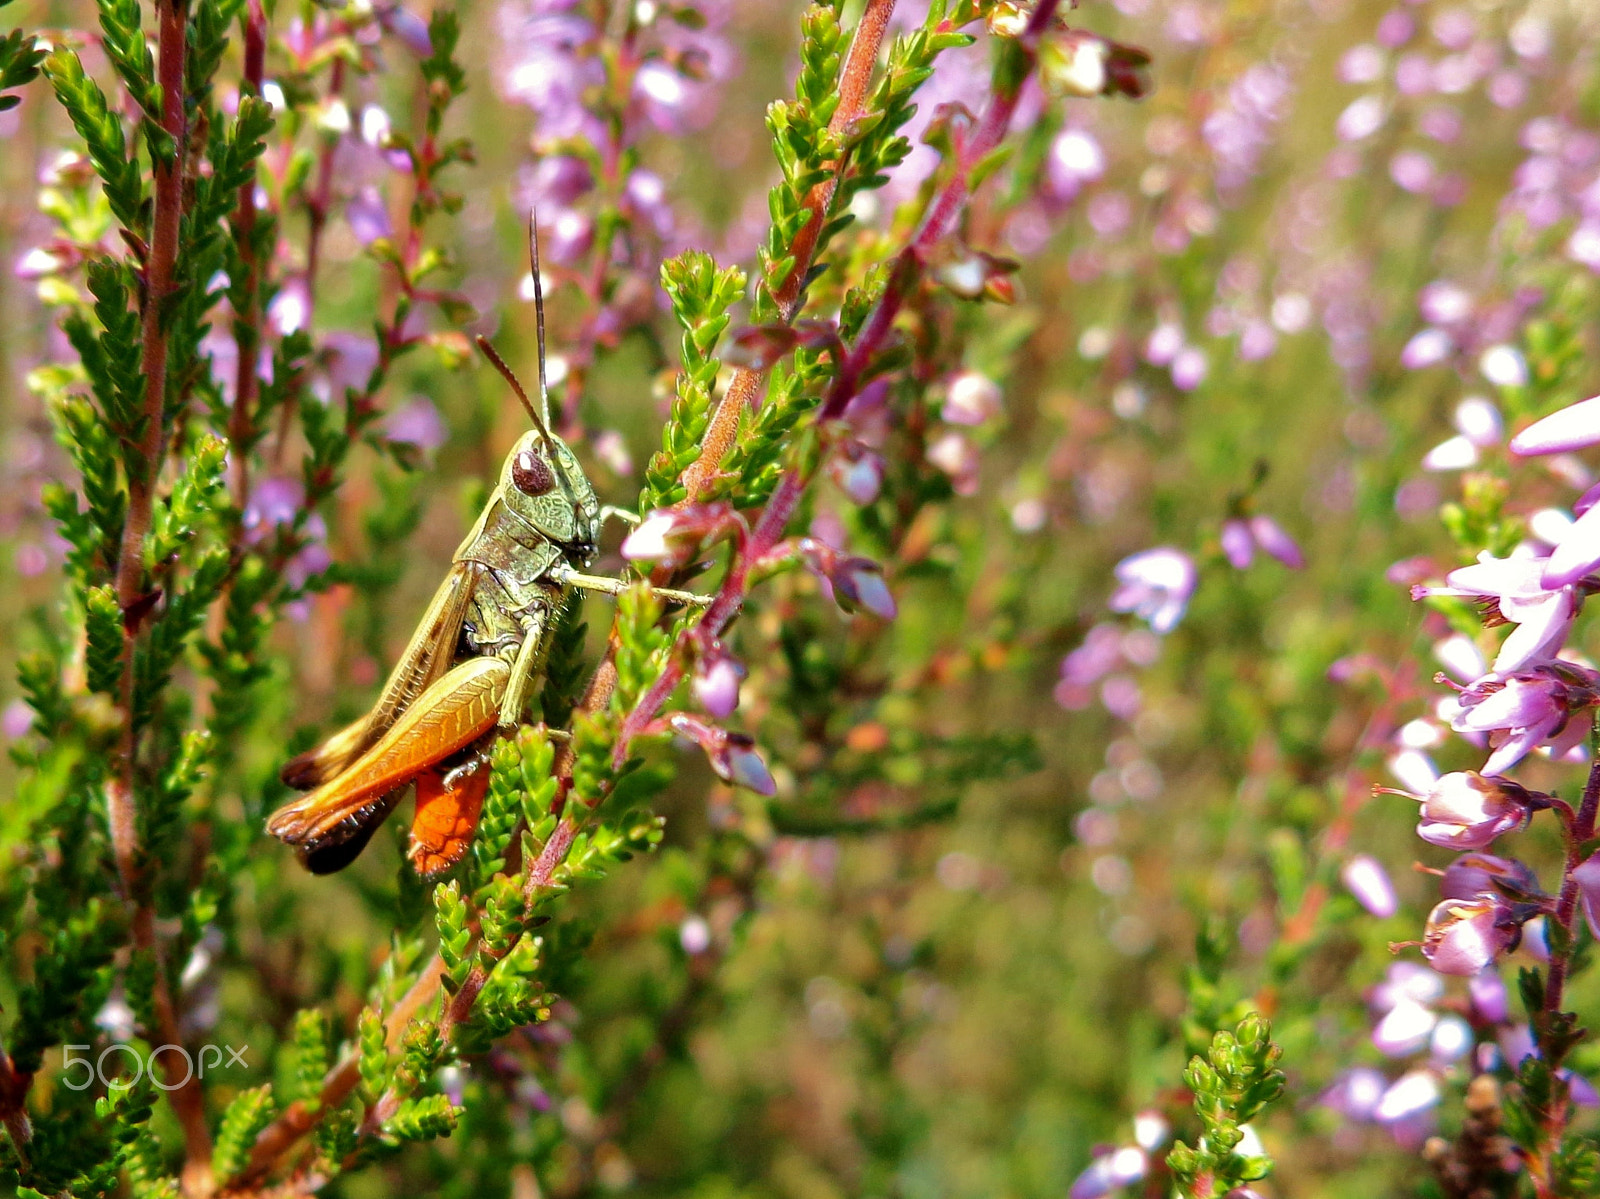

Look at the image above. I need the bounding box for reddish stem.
[678,0,899,502]
[1542,747,1600,1017]
[617,3,1059,764]
[227,0,268,513]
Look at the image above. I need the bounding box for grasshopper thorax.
[498,427,601,559]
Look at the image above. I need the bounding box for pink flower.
[1451,660,1600,774]
[1413,554,1578,672]
[1109,548,1197,634]
[1439,853,1542,903]
[1421,397,1502,471]
[621,503,742,569]
[1541,500,1600,588]
[1509,395,1600,456]
[828,443,884,505]
[942,371,1002,426]
[692,643,746,720]
[1250,515,1305,568]
[1068,1147,1146,1199]
[1320,1067,1386,1119]
[1421,894,1517,975]
[1381,771,1535,850]
[1221,518,1254,569]
[1343,854,1398,917]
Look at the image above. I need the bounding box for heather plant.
[5,0,1600,1196]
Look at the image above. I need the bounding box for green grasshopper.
[267,228,708,875]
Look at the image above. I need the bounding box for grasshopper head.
[499,427,601,558]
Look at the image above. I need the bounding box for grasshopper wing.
[281,561,486,790]
[268,655,510,871]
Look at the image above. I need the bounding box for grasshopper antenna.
[527,211,553,432]
[475,336,547,437]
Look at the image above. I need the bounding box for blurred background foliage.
[2,0,1600,1195]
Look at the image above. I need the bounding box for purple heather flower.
[1144,322,1184,366]
[517,154,594,208]
[1440,853,1542,903]
[1343,854,1398,918]
[926,431,980,495]
[1400,327,1451,369]
[1451,660,1600,774]
[1390,149,1436,194]
[346,186,391,246]
[665,714,776,796]
[679,915,711,955]
[1045,128,1106,201]
[1337,94,1386,141]
[1370,961,1444,1012]
[621,503,739,569]
[1422,397,1503,471]
[942,371,1002,426]
[3,698,34,739]
[1170,346,1208,391]
[495,8,604,143]
[1249,515,1305,568]
[1221,518,1253,569]
[1413,554,1578,672]
[1056,625,1126,710]
[268,277,310,336]
[1430,1015,1473,1063]
[1109,548,1197,635]
[1321,1067,1386,1120]
[1541,501,1600,588]
[378,4,432,56]
[1479,345,1528,388]
[720,737,776,795]
[1469,968,1509,1023]
[693,644,746,720]
[1373,994,1436,1057]
[1068,1147,1146,1199]
[829,442,884,505]
[1422,893,1517,975]
[1380,771,1535,851]
[384,396,447,451]
[830,558,897,620]
[1374,1069,1440,1145]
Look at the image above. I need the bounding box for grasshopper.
[267,228,708,875]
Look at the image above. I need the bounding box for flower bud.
[1220,518,1254,569]
[620,503,741,569]
[693,644,746,720]
[829,443,884,505]
[831,557,897,620]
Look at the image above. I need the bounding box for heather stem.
[227,0,267,512]
[678,0,898,502]
[107,0,215,1184]
[1543,745,1600,1017]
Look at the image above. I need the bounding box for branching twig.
[678,0,898,502]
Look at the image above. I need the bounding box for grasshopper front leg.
[552,565,715,608]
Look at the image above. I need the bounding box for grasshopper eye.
[512,450,555,496]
